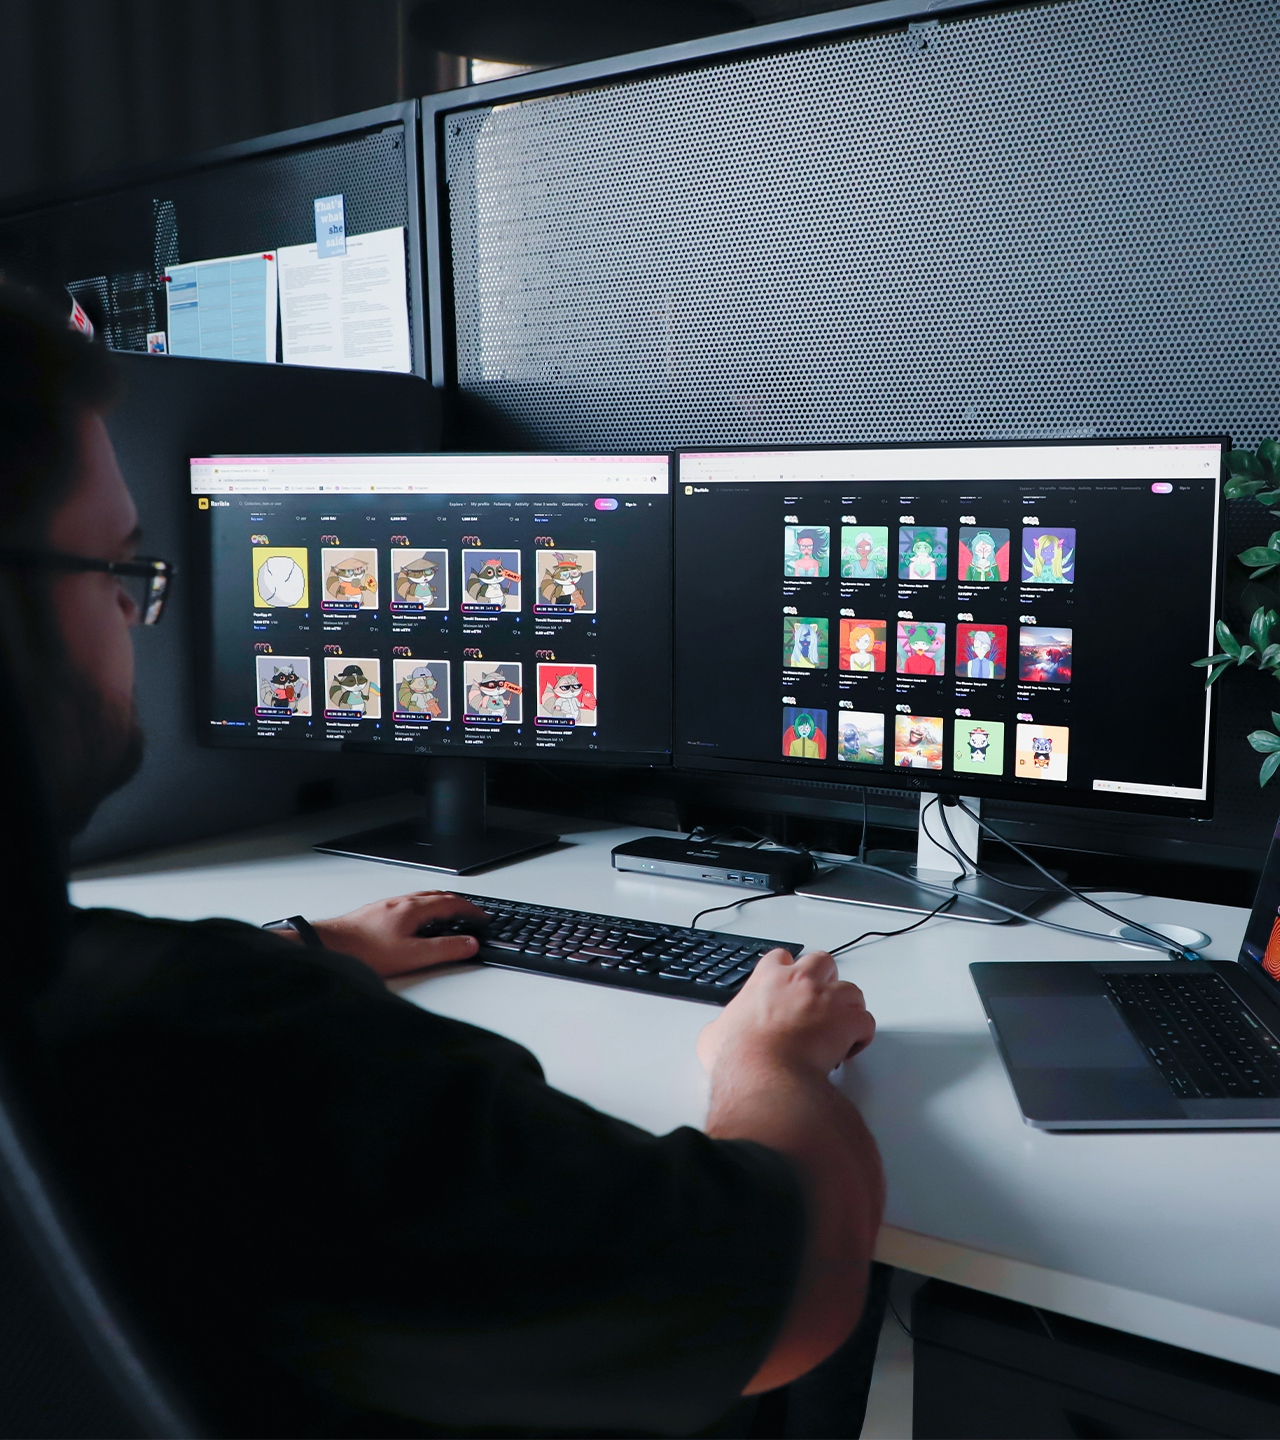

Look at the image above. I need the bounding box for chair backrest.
[0,608,196,1439]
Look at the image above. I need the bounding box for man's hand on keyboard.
[696,947,876,1079]
[309,891,489,978]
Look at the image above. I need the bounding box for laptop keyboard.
[1105,972,1280,1099]
[455,893,799,1005]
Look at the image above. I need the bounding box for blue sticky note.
[314,194,346,258]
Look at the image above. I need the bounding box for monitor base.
[315,820,557,875]
[796,849,1058,925]
[313,756,558,875]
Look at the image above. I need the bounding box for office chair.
[0,617,195,1439]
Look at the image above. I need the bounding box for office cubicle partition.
[0,103,427,376]
[424,0,1280,870]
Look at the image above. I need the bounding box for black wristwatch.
[261,915,323,949]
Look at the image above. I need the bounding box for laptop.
[972,822,1280,1129]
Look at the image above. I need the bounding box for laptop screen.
[1239,813,1280,993]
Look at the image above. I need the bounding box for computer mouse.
[415,913,491,941]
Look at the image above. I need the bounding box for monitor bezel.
[189,449,675,769]
[671,435,1229,821]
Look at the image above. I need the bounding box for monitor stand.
[314,757,559,875]
[795,795,1057,924]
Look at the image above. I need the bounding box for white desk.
[72,800,1280,1378]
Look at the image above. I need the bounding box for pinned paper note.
[277,227,411,373]
[164,252,278,362]
[314,194,346,259]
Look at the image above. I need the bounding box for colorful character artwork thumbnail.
[955,623,1008,679]
[784,616,829,669]
[391,549,449,610]
[839,619,887,673]
[1015,723,1070,782]
[324,658,381,718]
[463,551,521,610]
[838,711,885,765]
[784,525,830,578]
[255,655,311,716]
[782,706,827,759]
[464,661,522,722]
[953,719,1005,775]
[536,664,598,726]
[535,549,596,612]
[322,548,378,609]
[252,546,309,609]
[1021,528,1076,584]
[841,526,889,580]
[895,714,944,770]
[896,621,946,676]
[897,526,948,581]
[1262,914,1280,983]
[393,659,450,721]
[1018,626,1073,684]
[958,527,1010,583]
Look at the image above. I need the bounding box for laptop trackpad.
[988,995,1151,1069]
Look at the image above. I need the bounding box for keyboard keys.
[1106,973,1280,1099]
[453,892,798,1005]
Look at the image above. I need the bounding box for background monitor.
[194,452,671,766]
[673,440,1224,822]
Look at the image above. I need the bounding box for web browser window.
[193,453,672,761]
[674,441,1223,815]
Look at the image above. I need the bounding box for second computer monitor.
[195,452,672,764]
[674,440,1224,818]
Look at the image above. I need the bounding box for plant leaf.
[1250,607,1274,650]
[1248,729,1280,753]
[1249,566,1280,580]
[1260,645,1280,670]
[1229,449,1263,477]
[1258,489,1280,508]
[1261,751,1280,787]
[1271,711,1280,734]
[1258,438,1280,474]
[1237,547,1279,566]
[1191,653,1231,667]
[1225,476,1266,500]
[1207,662,1232,686]
[1239,645,1258,664]
[1216,621,1242,657]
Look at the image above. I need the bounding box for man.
[2,284,884,1436]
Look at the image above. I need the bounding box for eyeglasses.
[0,548,173,625]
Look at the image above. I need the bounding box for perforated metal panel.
[444,0,1280,450]
[0,108,421,371]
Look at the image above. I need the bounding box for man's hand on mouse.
[697,947,875,1080]
[278,892,489,978]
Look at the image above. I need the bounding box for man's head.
[0,283,138,835]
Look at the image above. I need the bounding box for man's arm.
[697,948,885,1394]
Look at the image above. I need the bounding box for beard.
[52,669,145,836]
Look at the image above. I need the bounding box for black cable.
[829,891,957,956]
[858,786,869,865]
[932,800,1070,894]
[950,798,1200,958]
[690,890,780,930]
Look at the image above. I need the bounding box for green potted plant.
[1196,438,1280,782]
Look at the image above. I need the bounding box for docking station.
[611,836,815,891]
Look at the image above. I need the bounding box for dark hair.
[0,281,118,543]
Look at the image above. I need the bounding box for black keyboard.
[1105,972,1280,1099]
[456,893,800,1005]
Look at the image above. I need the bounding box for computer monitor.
[672,439,1226,911]
[192,451,671,870]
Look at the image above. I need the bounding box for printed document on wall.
[165,252,278,362]
[276,227,412,373]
